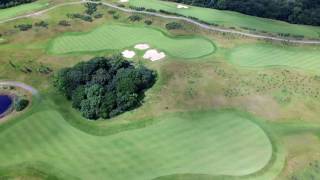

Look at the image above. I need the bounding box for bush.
[94,13,103,19]
[128,15,142,21]
[14,24,32,31]
[15,99,29,111]
[34,21,48,28]
[58,20,71,26]
[165,22,183,30]
[144,20,153,25]
[54,56,157,120]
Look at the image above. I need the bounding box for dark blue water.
[0,95,12,115]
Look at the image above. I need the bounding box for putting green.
[129,0,320,39]
[0,0,48,21]
[227,44,320,72]
[48,24,215,58]
[0,99,272,179]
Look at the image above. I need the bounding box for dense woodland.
[54,56,156,120]
[0,0,35,9]
[165,0,320,26]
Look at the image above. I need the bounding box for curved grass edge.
[46,23,217,59]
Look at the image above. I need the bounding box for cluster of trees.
[54,56,157,120]
[15,99,29,111]
[0,0,35,9]
[165,0,320,26]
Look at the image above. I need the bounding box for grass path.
[48,24,215,58]
[0,96,272,179]
[0,0,49,21]
[227,44,320,72]
[129,0,320,39]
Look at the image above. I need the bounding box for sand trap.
[177,4,189,9]
[119,0,129,2]
[134,44,150,50]
[143,49,166,61]
[122,50,136,58]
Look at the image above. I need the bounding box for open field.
[128,0,320,39]
[48,24,215,58]
[0,95,272,179]
[227,44,320,72]
[0,0,49,21]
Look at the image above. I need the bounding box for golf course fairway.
[0,101,272,179]
[48,24,215,58]
[129,0,320,39]
[228,44,320,72]
[0,0,48,21]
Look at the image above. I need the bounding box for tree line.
[165,0,320,26]
[54,56,157,120]
[0,0,36,9]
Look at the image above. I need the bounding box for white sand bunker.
[143,49,166,61]
[177,4,189,9]
[122,50,136,58]
[134,44,150,50]
[119,0,129,2]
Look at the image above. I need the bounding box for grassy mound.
[0,0,48,21]
[48,24,215,58]
[227,44,320,72]
[0,98,272,179]
[129,0,320,38]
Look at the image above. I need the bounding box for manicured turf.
[0,1,48,21]
[0,98,272,179]
[227,44,320,72]
[48,24,215,58]
[129,0,320,39]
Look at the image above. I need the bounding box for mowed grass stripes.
[129,0,320,38]
[48,24,215,58]
[228,44,320,72]
[0,0,48,21]
[0,106,272,179]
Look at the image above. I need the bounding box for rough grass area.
[48,24,215,58]
[0,96,272,179]
[129,0,320,38]
[227,44,320,72]
[0,0,48,21]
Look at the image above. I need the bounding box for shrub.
[58,20,71,26]
[34,21,48,28]
[165,22,183,30]
[128,15,142,21]
[15,99,29,111]
[94,13,103,19]
[144,20,153,25]
[54,56,157,120]
[14,24,32,31]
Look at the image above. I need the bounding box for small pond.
[0,95,13,116]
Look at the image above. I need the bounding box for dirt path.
[0,0,319,44]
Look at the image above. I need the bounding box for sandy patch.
[134,44,150,50]
[143,49,166,61]
[177,4,189,9]
[122,50,136,58]
[119,0,129,2]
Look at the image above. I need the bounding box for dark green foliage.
[54,56,157,120]
[15,99,29,111]
[94,13,103,19]
[0,0,35,9]
[128,15,142,21]
[144,20,153,25]
[165,0,320,26]
[58,20,70,26]
[14,24,32,31]
[165,22,183,30]
[84,2,98,15]
[68,13,93,22]
[34,21,48,28]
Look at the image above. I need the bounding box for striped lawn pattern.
[129,0,320,38]
[228,44,320,72]
[0,109,271,179]
[49,24,215,58]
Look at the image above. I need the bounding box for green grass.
[129,0,320,39]
[0,0,49,21]
[48,24,216,58]
[227,44,320,72]
[0,95,272,179]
